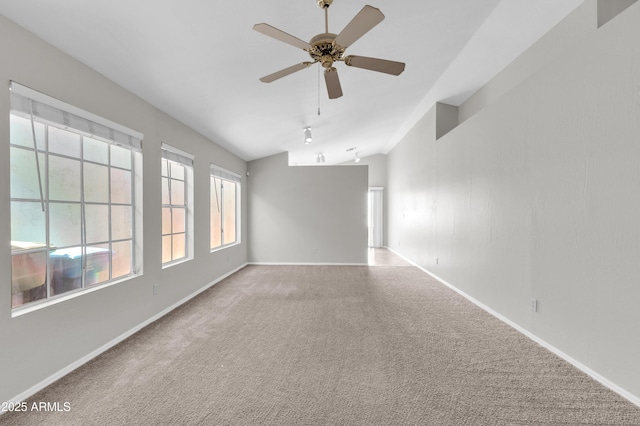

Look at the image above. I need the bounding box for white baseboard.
[384,246,640,408]
[7,255,638,411]
[4,263,248,408]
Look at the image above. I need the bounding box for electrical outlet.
[531,298,538,312]
[153,284,159,296]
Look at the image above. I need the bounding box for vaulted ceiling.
[0,0,583,164]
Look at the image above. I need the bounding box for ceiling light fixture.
[354,153,361,163]
[316,153,325,164]
[303,127,312,144]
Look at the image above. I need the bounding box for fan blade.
[324,67,343,99]
[260,62,313,83]
[344,55,405,76]
[334,5,384,48]
[253,23,311,51]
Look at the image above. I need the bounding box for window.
[9,82,143,310]
[161,144,194,266]
[210,165,241,250]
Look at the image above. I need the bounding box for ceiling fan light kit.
[253,0,405,100]
[303,127,313,144]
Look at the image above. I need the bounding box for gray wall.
[342,153,388,246]
[0,15,247,403]
[597,0,638,26]
[387,1,640,400]
[342,153,387,188]
[459,0,598,123]
[248,152,368,264]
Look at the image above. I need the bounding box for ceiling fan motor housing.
[308,33,345,68]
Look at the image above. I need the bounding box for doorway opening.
[368,187,383,248]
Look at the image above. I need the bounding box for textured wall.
[387,2,640,400]
[342,153,388,188]
[0,15,247,403]
[342,153,388,246]
[248,153,368,264]
[459,0,598,123]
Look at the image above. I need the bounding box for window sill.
[210,242,240,254]
[11,274,141,318]
[161,256,193,269]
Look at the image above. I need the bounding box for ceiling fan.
[253,0,405,99]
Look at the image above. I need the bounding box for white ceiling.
[0,0,583,165]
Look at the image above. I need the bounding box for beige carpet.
[2,256,640,425]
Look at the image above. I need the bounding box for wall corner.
[435,102,459,140]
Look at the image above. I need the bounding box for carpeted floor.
[2,250,640,425]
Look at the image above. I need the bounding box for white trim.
[160,256,193,270]
[160,142,194,160]
[209,242,241,253]
[209,173,241,249]
[9,81,144,143]
[11,274,141,318]
[210,163,241,182]
[3,263,248,407]
[10,257,636,410]
[161,142,194,166]
[384,246,640,408]
[368,188,384,248]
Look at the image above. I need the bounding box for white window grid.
[10,117,137,304]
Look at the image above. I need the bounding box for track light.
[316,153,325,164]
[303,127,312,144]
[354,153,361,163]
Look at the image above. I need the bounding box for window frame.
[9,82,144,314]
[210,164,241,252]
[161,143,194,267]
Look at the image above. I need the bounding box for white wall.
[342,153,388,246]
[597,0,638,26]
[0,15,247,403]
[459,0,598,123]
[387,1,640,400]
[342,153,387,188]
[248,152,368,264]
